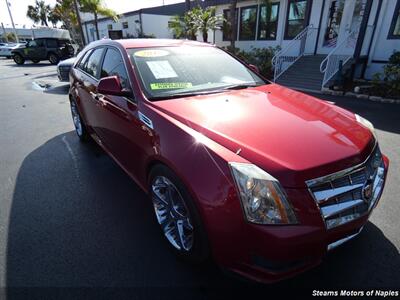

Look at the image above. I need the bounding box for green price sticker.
[150,82,193,90]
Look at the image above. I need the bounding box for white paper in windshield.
[146,60,178,79]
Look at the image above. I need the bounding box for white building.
[81,2,186,43]
[81,0,400,91]
[208,0,400,91]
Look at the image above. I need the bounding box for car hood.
[152,84,375,187]
[58,57,76,67]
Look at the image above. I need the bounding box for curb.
[321,89,400,104]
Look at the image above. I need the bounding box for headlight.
[355,114,375,136]
[229,162,297,224]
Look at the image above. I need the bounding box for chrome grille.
[306,145,385,229]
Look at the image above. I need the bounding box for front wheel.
[48,53,59,65]
[69,99,89,142]
[13,54,25,65]
[149,165,210,263]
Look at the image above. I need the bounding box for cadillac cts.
[68,39,389,283]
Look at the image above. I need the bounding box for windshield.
[128,46,266,100]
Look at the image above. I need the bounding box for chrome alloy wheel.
[70,101,83,136]
[151,176,194,251]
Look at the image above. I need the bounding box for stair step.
[278,76,323,83]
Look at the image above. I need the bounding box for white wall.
[83,13,178,43]
[364,0,400,79]
[213,0,323,54]
[141,14,175,38]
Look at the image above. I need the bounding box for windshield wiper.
[148,90,225,101]
[222,83,264,90]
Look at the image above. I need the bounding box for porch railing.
[272,25,317,81]
[320,30,358,88]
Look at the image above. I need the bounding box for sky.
[0,0,183,28]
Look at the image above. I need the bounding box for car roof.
[92,38,214,49]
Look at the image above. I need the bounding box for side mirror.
[248,64,260,74]
[98,76,130,96]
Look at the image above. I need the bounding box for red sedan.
[68,39,389,283]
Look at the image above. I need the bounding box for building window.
[285,0,311,39]
[107,24,113,30]
[258,2,280,40]
[239,6,258,40]
[122,21,129,29]
[223,9,238,41]
[388,0,400,39]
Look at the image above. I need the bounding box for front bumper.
[214,155,389,284]
[57,67,71,82]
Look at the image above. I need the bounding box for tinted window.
[83,48,104,78]
[286,0,309,38]
[77,49,92,70]
[46,39,58,48]
[28,39,44,47]
[101,48,129,89]
[239,6,258,40]
[222,9,238,41]
[258,3,279,40]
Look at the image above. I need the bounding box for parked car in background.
[12,38,74,65]
[57,57,76,82]
[68,39,389,284]
[0,43,25,59]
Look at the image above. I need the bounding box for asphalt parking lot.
[0,57,399,299]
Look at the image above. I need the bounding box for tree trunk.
[203,30,208,42]
[73,0,86,45]
[229,0,237,51]
[94,12,100,40]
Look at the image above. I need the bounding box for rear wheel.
[13,54,25,65]
[149,165,210,263]
[31,59,40,63]
[69,99,89,142]
[48,53,59,65]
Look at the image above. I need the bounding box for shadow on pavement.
[6,132,399,298]
[309,92,400,134]
[43,84,70,95]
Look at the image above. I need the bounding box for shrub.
[372,51,400,98]
[223,46,280,79]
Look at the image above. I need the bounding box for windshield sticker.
[146,60,178,79]
[150,82,193,90]
[134,49,169,58]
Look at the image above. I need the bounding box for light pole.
[4,0,19,43]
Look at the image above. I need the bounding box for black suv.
[12,38,75,65]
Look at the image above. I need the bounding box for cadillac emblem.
[362,181,373,203]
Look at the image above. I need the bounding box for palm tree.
[27,0,51,27]
[51,0,84,47]
[168,12,197,40]
[192,7,225,43]
[79,0,117,40]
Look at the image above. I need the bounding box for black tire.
[48,53,60,65]
[69,98,89,142]
[13,54,25,65]
[149,164,210,264]
[31,59,40,63]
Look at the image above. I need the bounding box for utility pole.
[4,0,19,42]
[73,0,86,46]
